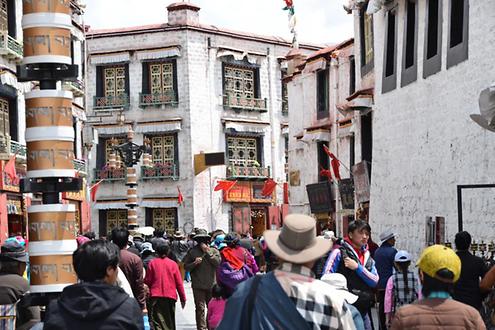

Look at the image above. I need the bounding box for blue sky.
[83,0,353,45]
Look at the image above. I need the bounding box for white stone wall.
[369,0,495,256]
[86,21,312,235]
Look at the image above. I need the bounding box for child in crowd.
[207,284,227,330]
[384,250,420,326]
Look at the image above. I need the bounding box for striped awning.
[224,121,269,134]
[135,120,182,133]
[141,200,178,208]
[94,125,130,136]
[94,201,127,210]
[217,47,265,65]
[136,47,181,61]
[90,52,130,65]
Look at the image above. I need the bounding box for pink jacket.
[384,274,422,314]
[144,256,186,303]
[207,298,226,328]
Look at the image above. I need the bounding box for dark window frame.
[359,5,374,77]
[317,141,330,182]
[221,58,261,99]
[95,63,130,98]
[141,59,179,100]
[401,0,418,87]
[225,133,264,168]
[143,132,179,175]
[382,7,398,94]
[349,55,356,96]
[316,68,329,119]
[447,0,469,68]
[423,0,443,78]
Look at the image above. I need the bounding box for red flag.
[177,186,184,206]
[322,145,341,181]
[90,180,103,202]
[4,155,17,183]
[261,178,277,197]
[214,180,237,192]
[320,168,333,181]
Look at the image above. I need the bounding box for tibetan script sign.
[352,161,370,203]
[338,178,355,210]
[224,181,251,203]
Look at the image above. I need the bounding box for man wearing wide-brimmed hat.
[218,214,355,330]
[183,229,220,330]
[170,230,189,280]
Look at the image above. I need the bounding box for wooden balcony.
[226,165,270,179]
[93,168,126,182]
[0,31,23,62]
[93,94,129,111]
[223,95,267,112]
[139,91,177,108]
[141,164,178,180]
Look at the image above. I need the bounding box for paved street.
[176,282,197,330]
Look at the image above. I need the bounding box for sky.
[83,0,353,46]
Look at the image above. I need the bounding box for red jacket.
[144,256,186,303]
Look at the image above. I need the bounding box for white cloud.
[83,0,353,45]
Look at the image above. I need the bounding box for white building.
[85,2,319,237]
[366,0,495,254]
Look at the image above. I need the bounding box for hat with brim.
[379,229,396,245]
[193,229,211,240]
[320,273,358,304]
[1,240,28,263]
[174,230,185,239]
[264,214,332,264]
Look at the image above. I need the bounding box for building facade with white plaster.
[85,2,319,237]
[366,0,495,254]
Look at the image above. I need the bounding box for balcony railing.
[0,31,23,61]
[139,91,178,108]
[93,168,126,182]
[226,165,270,179]
[141,164,178,180]
[63,79,84,97]
[223,95,267,112]
[10,140,27,160]
[73,159,86,176]
[93,94,130,111]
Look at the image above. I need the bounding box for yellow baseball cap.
[416,245,461,283]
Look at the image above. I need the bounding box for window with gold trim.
[149,63,174,95]
[227,136,259,167]
[151,208,177,235]
[224,66,255,99]
[0,97,9,137]
[148,135,175,165]
[106,209,127,233]
[104,66,126,98]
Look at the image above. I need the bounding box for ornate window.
[151,208,177,234]
[149,63,174,95]
[106,209,127,233]
[224,66,255,99]
[149,135,175,165]
[0,0,7,32]
[227,136,259,167]
[104,66,126,98]
[359,5,374,75]
[0,97,9,136]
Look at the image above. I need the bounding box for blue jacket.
[373,242,397,289]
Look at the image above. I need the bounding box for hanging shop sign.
[306,181,334,213]
[352,161,370,203]
[224,181,275,204]
[338,178,355,210]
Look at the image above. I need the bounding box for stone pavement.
[176,281,196,330]
[174,281,380,330]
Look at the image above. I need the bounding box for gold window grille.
[224,66,255,99]
[150,135,175,165]
[152,208,176,235]
[227,137,258,167]
[149,63,174,95]
[104,66,126,98]
[107,210,128,233]
[70,201,81,235]
[105,137,126,167]
[364,13,374,65]
[0,97,9,137]
[0,0,7,32]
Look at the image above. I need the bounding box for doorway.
[250,207,267,238]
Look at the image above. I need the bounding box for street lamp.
[112,127,150,229]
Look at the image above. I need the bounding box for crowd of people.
[1,218,495,329]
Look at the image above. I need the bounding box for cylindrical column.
[127,208,138,227]
[126,167,137,186]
